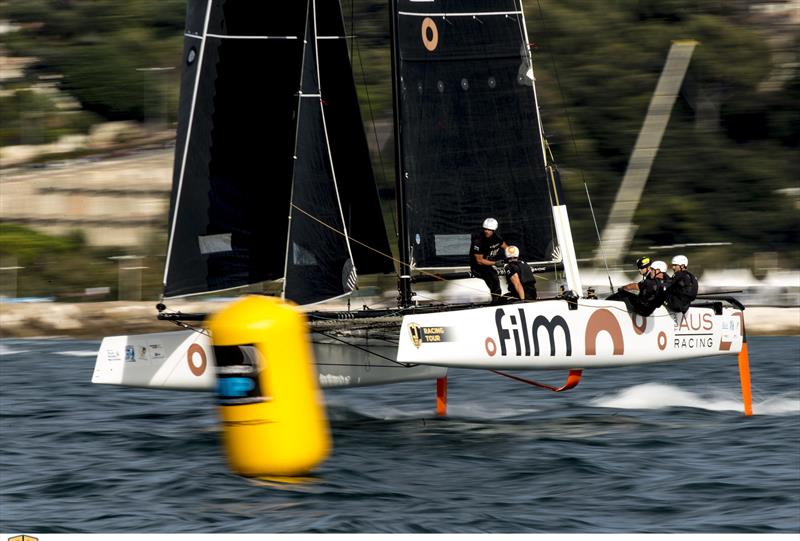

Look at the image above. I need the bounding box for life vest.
[666,270,698,313]
[504,260,537,299]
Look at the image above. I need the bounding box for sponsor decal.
[585,309,624,355]
[719,312,743,351]
[658,331,667,350]
[675,312,714,331]
[488,308,572,357]
[674,312,716,350]
[106,349,121,362]
[421,17,439,52]
[214,344,264,405]
[148,342,165,359]
[630,313,647,335]
[408,323,451,348]
[124,345,135,362]
[409,323,421,348]
[319,374,352,387]
[186,343,207,376]
[218,377,255,397]
[674,336,714,349]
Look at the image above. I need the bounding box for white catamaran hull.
[93,329,446,391]
[398,299,744,369]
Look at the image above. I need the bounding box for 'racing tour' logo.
[409,323,422,348]
[486,308,572,357]
[408,323,451,349]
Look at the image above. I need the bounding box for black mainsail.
[393,0,558,270]
[163,0,392,303]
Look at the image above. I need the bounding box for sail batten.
[204,34,301,40]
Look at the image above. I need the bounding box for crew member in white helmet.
[469,217,508,304]
[651,260,671,307]
[502,245,537,301]
[665,255,698,313]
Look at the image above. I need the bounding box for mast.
[389,0,413,308]
[518,0,583,296]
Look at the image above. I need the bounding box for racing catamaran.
[93,0,751,415]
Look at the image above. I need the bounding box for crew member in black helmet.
[621,256,653,293]
[608,256,660,316]
[502,245,537,302]
[469,217,508,304]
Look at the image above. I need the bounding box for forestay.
[163,0,392,303]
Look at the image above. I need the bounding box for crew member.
[608,256,660,316]
[665,255,698,313]
[502,245,537,302]
[651,260,671,307]
[469,217,508,304]
[621,256,652,293]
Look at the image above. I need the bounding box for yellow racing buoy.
[207,295,331,477]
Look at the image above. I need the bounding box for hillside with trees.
[1,0,797,299]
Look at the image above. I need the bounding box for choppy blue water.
[1,336,798,533]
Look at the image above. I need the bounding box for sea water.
[0,336,798,533]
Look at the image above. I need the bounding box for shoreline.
[0,301,797,339]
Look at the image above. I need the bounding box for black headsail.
[284,1,357,305]
[163,0,392,303]
[316,2,395,278]
[392,0,558,271]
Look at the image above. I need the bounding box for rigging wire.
[584,183,615,294]
[291,202,683,319]
[291,202,514,303]
[348,0,398,238]
[312,329,412,366]
[513,5,565,292]
[533,0,615,292]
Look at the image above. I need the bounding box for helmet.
[505,245,520,259]
[635,256,652,269]
[671,255,688,266]
[652,260,667,273]
[482,217,498,231]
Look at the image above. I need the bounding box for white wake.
[57,350,100,357]
[591,382,800,416]
[0,343,30,356]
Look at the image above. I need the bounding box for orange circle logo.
[657,331,667,351]
[485,337,497,357]
[631,313,647,335]
[187,344,207,376]
[421,17,438,51]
